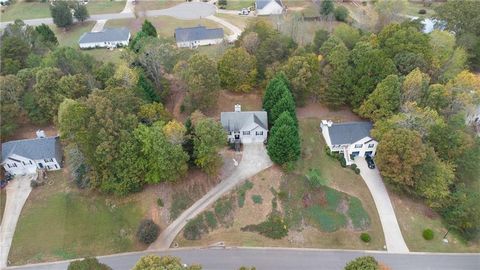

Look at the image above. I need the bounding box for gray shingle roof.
[79,28,130,44]
[328,122,373,145]
[221,111,268,132]
[2,136,62,163]
[256,0,283,10]
[174,26,224,43]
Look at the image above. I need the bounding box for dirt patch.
[4,123,58,142]
[210,90,263,119]
[297,101,362,122]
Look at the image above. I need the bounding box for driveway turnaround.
[355,157,409,253]
[0,174,36,269]
[148,143,273,250]
[6,248,480,270]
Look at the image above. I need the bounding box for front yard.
[175,118,385,250]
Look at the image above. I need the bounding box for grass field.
[50,22,96,47]
[9,171,147,265]
[134,0,180,12]
[83,48,125,65]
[403,1,440,18]
[0,1,126,22]
[222,0,253,10]
[105,16,232,37]
[390,192,480,253]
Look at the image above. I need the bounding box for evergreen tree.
[267,124,301,165]
[35,24,58,46]
[270,91,296,125]
[270,111,296,138]
[320,0,335,16]
[141,20,157,37]
[262,73,290,121]
[358,74,402,122]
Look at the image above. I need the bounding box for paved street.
[6,247,480,270]
[149,143,273,250]
[355,157,409,253]
[0,174,36,269]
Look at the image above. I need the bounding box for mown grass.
[9,171,145,265]
[222,0,253,10]
[50,22,96,47]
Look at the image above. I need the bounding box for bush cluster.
[325,146,348,167]
[423,228,434,240]
[156,198,164,207]
[251,195,263,204]
[136,219,160,244]
[237,180,254,208]
[183,215,207,240]
[419,9,427,14]
[241,212,288,239]
[360,232,371,243]
[350,164,361,174]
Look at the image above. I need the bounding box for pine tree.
[267,124,301,165]
[270,111,296,138]
[141,20,157,37]
[262,73,290,114]
[270,91,296,125]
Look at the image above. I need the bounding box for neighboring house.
[320,120,378,165]
[221,104,268,144]
[174,25,224,48]
[255,0,283,15]
[78,27,131,49]
[1,131,62,175]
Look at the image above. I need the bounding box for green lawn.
[134,0,180,12]
[83,48,125,65]
[222,0,253,10]
[9,171,146,265]
[403,1,441,18]
[0,1,126,22]
[50,22,96,47]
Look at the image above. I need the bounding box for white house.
[78,28,131,49]
[320,120,378,165]
[221,104,268,144]
[1,131,62,175]
[175,26,224,48]
[255,0,283,15]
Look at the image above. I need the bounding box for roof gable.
[79,28,130,44]
[256,0,283,9]
[328,122,373,145]
[2,136,62,163]
[221,111,268,132]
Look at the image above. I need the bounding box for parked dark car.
[365,155,375,169]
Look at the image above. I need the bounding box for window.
[228,131,232,135]
[7,164,10,168]
[30,160,33,164]
[255,131,263,136]
[44,158,54,163]
[243,131,250,135]
[354,144,363,148]
[13,163,17,168]
[368,144,375,148]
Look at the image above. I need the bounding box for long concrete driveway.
[0,174,36,269]
[355,157,409,253]
[148,143,273,250]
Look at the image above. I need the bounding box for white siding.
[79,39,129,49]
[3,154,61,175]
[227,126,268,144]
[176,38,224,48]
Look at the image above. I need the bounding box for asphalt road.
[6,248,479,270]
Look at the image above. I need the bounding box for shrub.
[214,197,234,222]
[136,219,160,244]
[306,168,327,187]
[252,195,263,204]
[350,164,357,170]
[277,190,287,200]
[183,214,207,240]
[360,232,371,242]
[241,212,288,239]
[334,6,349,22]
[237,180,254,208]
[205,211,218,229]
[344,256,379,270]
[30,180,43,188]
[68,257,112,270]
[340,157,347,168]
[418,9,427,14]
[423,228,434,240]
[354,168,361,174]
[156,198,164,207]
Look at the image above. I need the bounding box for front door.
[365,151,373,157]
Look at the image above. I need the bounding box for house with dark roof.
[78,27,131,49]
[174,25,224,48]
[320,120,378,165]
[1,131,62,175]
[221,104,268,144]
[255,0,283,15]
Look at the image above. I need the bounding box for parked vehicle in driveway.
[238,8,249,15]
[365,155,375,169]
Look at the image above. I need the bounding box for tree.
[434,0,480,36]
[270,91,297,126]
[321,42,353,108]
[0,35,30,75]
[280,53,320,104]
[58,74,91,99]
[320,0,334,16]
[358,74,401,122]
[129,31,148,51]
[332,23,360,49]
[402,68,430,104]
[0,75,23,137]
[375,0,407,30]
[344,256,379,270]
[443,71,480,117]
[68,258,111,270]
[35,24,58,47]
[176,54,221,112]
[241,32,260,54]
[334,6,349,22]
[442,187,480,239]
[112,64,139,89]
[422,84,449,113]
[73,3,89,23]
[141,20,157,37]
[262,73,291,119]
[350,42,397,108]
[44,46,97,75]
[267,124,301,165]
[193,118,227,176]
[312,29,329,54]
[136,219,160,244]
[218,47,257,92]
[393,52,428,76]
[375,128,427,188]
[137,102,171,125]
[163,120,187,145]
[133,255,202,270]
[32,67,64,122]
[50,0,73,29]
[135,122,188,183]
[270,111,296,138]
[136,71,159,102]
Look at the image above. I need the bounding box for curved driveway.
[148,143,273,250]
[355,157,409,253]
